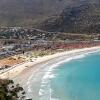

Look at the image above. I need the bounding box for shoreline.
[0,46,100,99]
[0,46,100,79]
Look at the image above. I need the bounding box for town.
[0,27,100,72]
[0,27,100,58]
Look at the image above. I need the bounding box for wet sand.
[10,46,100,100]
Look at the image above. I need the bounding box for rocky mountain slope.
[0,0,100,33]
[0,0,77,26]
[0,0,99,27]
[39,1,100,33]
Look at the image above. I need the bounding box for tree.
[0,79,31,100]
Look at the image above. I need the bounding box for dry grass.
[0,56,24,67]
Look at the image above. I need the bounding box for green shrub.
[0,79,31,100]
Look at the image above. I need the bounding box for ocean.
[48,52,100,100]
[25,49,100,100]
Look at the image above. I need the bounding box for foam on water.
[39,54,90,100]
[25,48,100,100]
[39,49,100,100]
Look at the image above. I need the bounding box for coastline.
[0,46,100,99]
[0,46,100,80]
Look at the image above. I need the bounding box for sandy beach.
[0,46,100,99]
[0,46,100,79]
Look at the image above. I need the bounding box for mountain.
[0,0,78,27]
[39,1,100,33]
[0,0,100,34]
[0,0,99,27]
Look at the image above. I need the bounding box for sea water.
[49,52,100,100]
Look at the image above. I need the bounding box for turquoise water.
[50,52,100,100]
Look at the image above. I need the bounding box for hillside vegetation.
[0,79,29,100]
[40,2,100,33]
[0,0,99,28]
[0,0,77,27]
